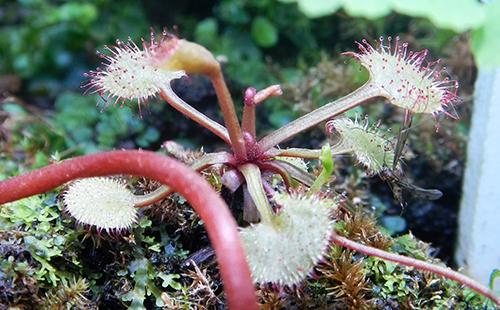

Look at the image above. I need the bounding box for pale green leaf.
[251,16,278,48]
[394,0,485,32]
[343,0,392,19]
[297,0,342,18]
[427,0,485,32]
[471,0,500,67]
[392,0,442,17]
[194,18,218,47]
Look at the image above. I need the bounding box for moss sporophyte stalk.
[0,30,498,309]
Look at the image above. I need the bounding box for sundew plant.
[0,30,498,309]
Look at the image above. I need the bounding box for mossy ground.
[0,147,495,309]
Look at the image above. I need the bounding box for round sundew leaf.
[84,34,185,108]
[345,37,459,116]
[328,118,395,174]
[63,177,138,232]
[240,193,335,285]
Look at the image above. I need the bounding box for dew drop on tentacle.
[150,27,156,46]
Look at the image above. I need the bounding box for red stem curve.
[0,150,258,310]
[332,234,500,306]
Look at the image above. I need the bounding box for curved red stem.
[0,150,258,310]
[332,234,500,306]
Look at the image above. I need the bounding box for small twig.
[190,259,223,304]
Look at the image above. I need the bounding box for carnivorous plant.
[0,30,498,308]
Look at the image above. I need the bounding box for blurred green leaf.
[471,0,500,68]
[251,16,278,48]
[393,0,485,32]
[32,151,50,168]
[216,0,251,24]
[136,127,160,148]
[269,110,294,128]
[381,215,407,235]
[287,0,486,33]
[194,18,219,48]
[343,0,391,19]
[296,0,341,18]
[45,3,97,26]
